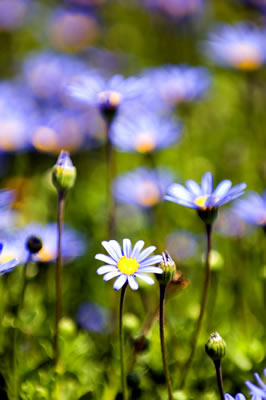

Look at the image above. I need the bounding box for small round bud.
[205,332,226,362]
[157,251,176,285]
[52,150,76,193]
[26,236,42,254]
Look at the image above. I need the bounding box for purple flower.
[246,369,266,399]
[233,191,266,228]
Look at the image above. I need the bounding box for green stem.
[181,223,212,388]
[214,360,225,400]
[106,121,116,239]
[119,282,128,400]
[54,191,65,365]
[159,284,174,400]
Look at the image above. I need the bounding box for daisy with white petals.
[96,238,162,290]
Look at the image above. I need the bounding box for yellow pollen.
[117,256,139,275]
[194,195,220,210]
[230,44,262,71]
[135,133,155,153]
[37,247,54,263]
[234,59,261,71]
[98,91,122,107]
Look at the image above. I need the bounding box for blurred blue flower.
[0,0,29,31]
[47,7,100,53]
[166,230,198,262]
[22,52,88,105]
[76,302,110,333]
[113,167,173,208]
[143,64,210,107]
[0,243,19,275]
[214,208,251,238]
[165,172,246,210]
[96,238,162,290]
[225,395,247,400]
[67,72,149,119]
[32,108,89,154]
[110,113,182,153]
[144,0,204,19]
[233,191,266,228]
[16,223,86,263]
[0,82,37,152]
[204,22,266,70]
[246,369,266,399]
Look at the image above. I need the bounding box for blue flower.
[214,208,251,238]
[23,51,88,105]
[225,394,247,400]
[204,22,266,70]
[0,82,37,152]
[144,0,204,19]
[110,113,182,153]
[15,223,86,263]
[96,238,162,290]
[67,72,149,119]
[165,172,246,211]
[233,191,266,228]
[143,64,210,106]
[0,243,19,276]
[0,0,29,31]
[246,369,266,399]
[113,167,173,208]
[76,302,110,333]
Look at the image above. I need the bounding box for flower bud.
[52,150,76,193]
[205,332,226,362]
[157,251,176,285]
[26,235,43,254]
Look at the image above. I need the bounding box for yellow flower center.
[137,181,161,207]
[0,253,15,263]
[135,132,155,153]
[230,44,262,71]
[98,90,122,107]
[194,195,220,210]
[117,255,139,275]
[37,246,54,262]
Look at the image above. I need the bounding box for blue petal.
[201,172,213,194]
[128,275,138,290]
[186,179,201,196]
[167,183,194,202]
[135,273,154,285]
[123,239,132,258]
[0,259,18,276]
[165,195,196,208]
[213,180,232,198]
[102,241,121,262]
[138,246,156,262]
[130,240,145,259]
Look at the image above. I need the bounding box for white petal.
[139,255,162,268]
[95,254,117,265]
[113,274,127,290]
[109,240,123,259]
[101,241,121,261]
[138,266,163,274]
[138,246,156,262]
[123,238,132,258]
[130,240,145,259]
[128,275,139,290]
[97,265,117,275]
[103,271,121,281]
[135,273,154,285]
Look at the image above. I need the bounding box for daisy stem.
[159,284,174,400]
[106,121,116,238]
[55,191,65,365]
[181,223,212,388]
[119,282,128,400]
[214,360,225,400]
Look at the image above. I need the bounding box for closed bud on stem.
[26,235,42,254]
[157,251,176,285]
[52,150,76,194]
[205,332,226,362]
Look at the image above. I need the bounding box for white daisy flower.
[95,239,163,291]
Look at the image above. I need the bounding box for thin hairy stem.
[119,282,128,400]
[159,284,174,400]
[181,223,212,388]
[214,360,225,400]
[54,191,65,364]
